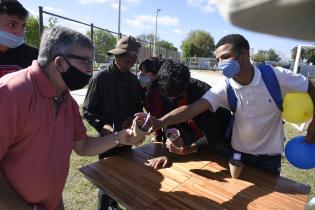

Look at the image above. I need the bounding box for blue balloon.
[285,136,315,169]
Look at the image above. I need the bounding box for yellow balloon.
[283,93,313,124]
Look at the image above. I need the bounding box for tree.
[253,48,280,63]
[306,50,315,64]
[181,40,198,59]
[86,29,116,56]
[291,46,315,64]
[25,16,40,48]
[180,30,215,59]
[253,50,268,63]
[136,33,177,51]
[267,49,281,62]
[157,40,177,51]
[47,17,58,28]
[136,33,155,43]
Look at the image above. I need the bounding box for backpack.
[225,64,283,139]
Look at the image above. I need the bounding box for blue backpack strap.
[225,79,237,140]
[257,64,283,111]
[226,79,237,113]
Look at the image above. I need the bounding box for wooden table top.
[80,143,311,210]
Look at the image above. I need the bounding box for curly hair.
[158,59,190,97]
[215,34,250,54]
[139,56,164,75]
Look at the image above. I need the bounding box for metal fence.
[38,6,181,69]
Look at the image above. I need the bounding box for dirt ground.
[190,69,222,76]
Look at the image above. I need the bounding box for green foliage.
[181,40,198,59]
[136,33,155,43]
[86,29,116,56]
[292,46,315,65]
[253,50,267,63]
[267,49,281,61]
[25,16,40,48]
[253,48,281,63]
[180,30,215,59]
[48,17,58,28]
[157,40,177,51]
[25,16,59,49]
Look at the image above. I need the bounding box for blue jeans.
[232,150,281,175]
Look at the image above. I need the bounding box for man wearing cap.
[83,35,144,210]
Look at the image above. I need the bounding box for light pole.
[117,0,121,40]
[153,8,161,56]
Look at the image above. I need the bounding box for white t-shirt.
[202,66,308,155]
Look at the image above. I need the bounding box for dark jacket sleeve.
[82,72,112,133]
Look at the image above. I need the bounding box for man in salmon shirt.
[0,27,143,210]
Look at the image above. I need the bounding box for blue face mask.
[0,30,24,48]
[218,59,240,78]
[139,74,152,88]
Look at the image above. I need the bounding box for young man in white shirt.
[139,34,315,175]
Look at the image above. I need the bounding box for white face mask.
[0,30,24,48]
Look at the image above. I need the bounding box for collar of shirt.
[228,65,261,90]
[111,61,133,78]
[30,60,71,106]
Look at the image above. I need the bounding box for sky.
[21,0,315,61]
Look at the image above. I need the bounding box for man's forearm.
[160,99,211,128]
[160,105,193,127]
[74,134,118,156]
[0,170,32,210]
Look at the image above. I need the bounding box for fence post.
[39,6,43,37]
[90,23,95,71]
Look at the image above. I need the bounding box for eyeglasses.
[66,54,93,67]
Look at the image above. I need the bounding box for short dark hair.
[215,34,250,54]
[0,0,28,18]
[139,57,164,75]
[158,59,190,97]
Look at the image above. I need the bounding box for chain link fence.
[39,6,181,72]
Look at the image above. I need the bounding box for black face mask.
[62,59,92,90]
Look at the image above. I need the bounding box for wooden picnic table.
[80,143,311,210]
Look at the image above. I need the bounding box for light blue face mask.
[138,74,152,88]
[218,58,240,78]
[0,30,24,48]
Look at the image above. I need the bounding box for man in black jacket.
[0,0,38,78]
[146,60,232,169]
[83,36,143,210]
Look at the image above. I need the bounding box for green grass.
[63,120,315,210]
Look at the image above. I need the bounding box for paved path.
[70,88,88,105]
[71,70,224,105]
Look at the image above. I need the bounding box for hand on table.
[145,156,169,170]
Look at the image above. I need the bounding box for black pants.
[231,150,281,175]
[97,145,131,210]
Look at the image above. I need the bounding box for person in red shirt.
[0,0,38,77]
[0,27,143,210]
[145,60,231,169]
[139,56,165,142]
